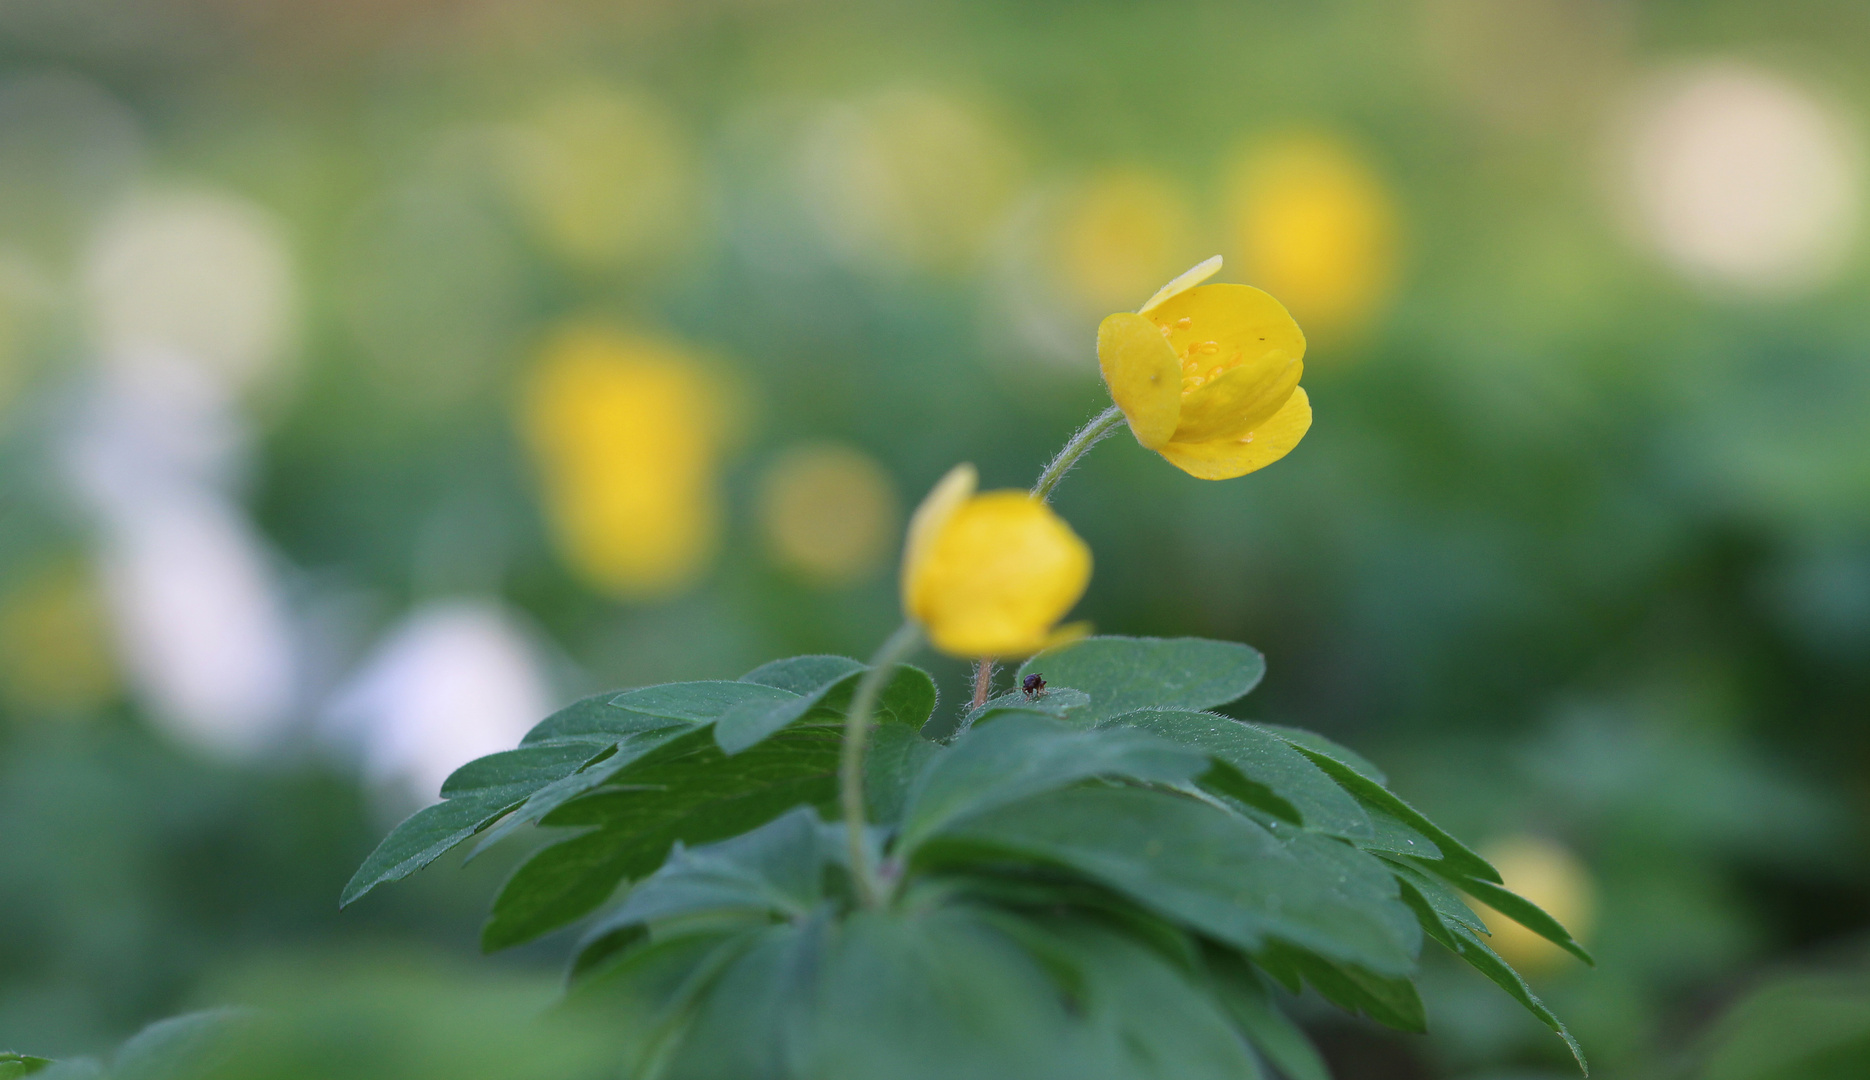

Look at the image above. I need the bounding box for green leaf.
[715,664,937,756]
[929,687,1094,741]
[921,785,1421,977]
[468,724,697,858]
[663,908,1096,1080]
[1250,723,1387,785]
[1358,805,1444,861]
[583,807,824,940]
[895,715,1209,854]
[566,926,769,1073]
[1396,879,1587,1073]
[1257,942,1426,1033]
[341,742,604,906]
[1269,736,1500,883]
[613,680,799,723]
[1379,857,1488,937]
[865,724,942,826]
[481,728,843,951]
[740,655,864,694]
[521,692,672,747]
[1205,949,1331,1080]
[113,1008,252,1080]
[1439,866,1596,967]
[1107,710,1373,838]
[1019,636,1266,723]
[0,1054,53,1078]
[984,916,1265,1080]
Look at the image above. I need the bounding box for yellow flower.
[901,464,1091,658]
[1056,168,1197,310]
[1097,257,1313,480]
[520,326,731,598]
[757,442,899,586]
[1228,134,1398,334]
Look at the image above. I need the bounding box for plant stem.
[841,621,922,908]
[971,660,995,708]
[1030,403,1126,503]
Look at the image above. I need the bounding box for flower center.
[1159,318,1236,393]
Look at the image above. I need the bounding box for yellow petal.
[1172,349,1302,444]
[900,463,978,612]
[1145,283,1306,382]
[1157,387,1312,480]
[909,491,1091,658]
[1136,254,1223,315]
[1097,313,1182,450]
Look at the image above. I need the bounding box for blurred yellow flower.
[1479,836,1596,974]
[1097,257,1312,480]
[1228,135,1398,334]
[803,89,1023,274]
[901,464,1091,658]
[757,442,899,586]
[521,327,730,598]
[0,562,118,715]
[1056,168,1197,310]
[502,87,697,272]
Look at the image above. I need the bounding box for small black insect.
[1022,673,1047,698]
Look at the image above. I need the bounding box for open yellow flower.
[901,464,1091,658]
[1097,257,1312,480]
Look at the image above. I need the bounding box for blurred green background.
[2,1,1868,1077]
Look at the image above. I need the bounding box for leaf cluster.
[344,637,1591,1079]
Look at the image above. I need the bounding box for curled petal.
[1172,349,1302,444]
[1137,254,1223,314]
[1097,313,1182,450]
[900,463,977,612]
[1146,283,1306,377]
[1157,387,1313,480]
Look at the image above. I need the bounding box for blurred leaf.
[113,1009,252,1080]
[984,917,1265,1080]
[1256,942,1426,1033]
[1205,950,1330,1080]
[0,1054,54,1078]
[1698,973,1870,1080]
[481,728,841,950]
[921,784,1421,976]
[1018,637,1265,723]
[1108,709,1373,837]
[864,725,942,826]
[1396,878,1586,1072]
[894,715,1209,854]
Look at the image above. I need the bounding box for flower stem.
[1030,403,1125,503]
[841,621,922,908]
[971,660,995,708]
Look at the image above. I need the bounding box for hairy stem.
[1030,403,1126,503]
[841,621,923,907]
[971,660,995,708]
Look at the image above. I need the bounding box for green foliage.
[0,1053,53,1078]
[349,636,1592,1078]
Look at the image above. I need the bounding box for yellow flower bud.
[520,326,730,598]
[1097,257,1313,480]
[900,465,1092,658]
